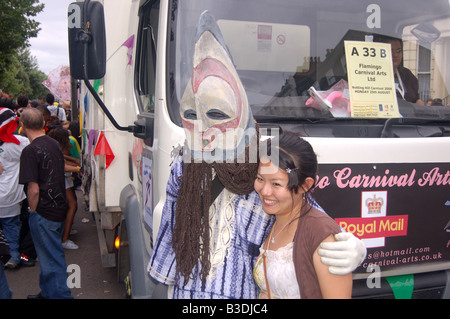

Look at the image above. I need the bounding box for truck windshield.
[168,0,450,134]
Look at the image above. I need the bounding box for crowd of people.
[0,92,81,299]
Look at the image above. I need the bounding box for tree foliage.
[0,0,47,98]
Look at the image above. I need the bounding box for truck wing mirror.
[68,1,106,79]
[67,1,139,135]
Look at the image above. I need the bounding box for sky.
[29,0,74,75]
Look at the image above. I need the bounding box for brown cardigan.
[292,207,341,299]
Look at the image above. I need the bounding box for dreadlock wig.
[173,127,260,282]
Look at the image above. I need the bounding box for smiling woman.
[253,131,353,299]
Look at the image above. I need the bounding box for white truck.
[68,0,450,298]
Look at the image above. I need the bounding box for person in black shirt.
[18,108,72,299]
[381,36,425,105]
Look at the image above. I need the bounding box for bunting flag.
[88,129,98,158]
[81,128,88,154]
[107,35,135,65]
[94,131,115,169]
[93,79,101,92]
[122,35,135,65]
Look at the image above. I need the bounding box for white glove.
[317,232,367,275]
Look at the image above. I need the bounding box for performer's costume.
[148,156,272,298]
[148,11,366,299]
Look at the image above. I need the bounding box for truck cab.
[69,0,450,298]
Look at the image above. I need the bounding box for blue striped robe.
[147,156,273,299]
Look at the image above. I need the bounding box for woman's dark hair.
[47,126,71,151]
[267,131,318,202]
[46,116,62,131]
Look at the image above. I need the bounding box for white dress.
[253,242,301,299]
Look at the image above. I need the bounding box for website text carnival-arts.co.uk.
[362,246,444,269]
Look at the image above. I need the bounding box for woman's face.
[389,40,403,70]
[254,160,303,217]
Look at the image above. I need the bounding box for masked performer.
[148,11,366,299]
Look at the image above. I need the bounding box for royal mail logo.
[335,215,408,239]
[336,190,408,248]
[366,194,383,214]
[362,191,387,217]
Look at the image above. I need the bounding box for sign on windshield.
[344,41,400,118]
[218,20,310,73]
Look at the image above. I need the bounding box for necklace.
[270,213,300,244]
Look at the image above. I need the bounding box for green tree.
[18,48,49,98]
[0,0,44,94]
[28,67,49,99]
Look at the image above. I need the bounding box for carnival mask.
[180,11,255,162]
